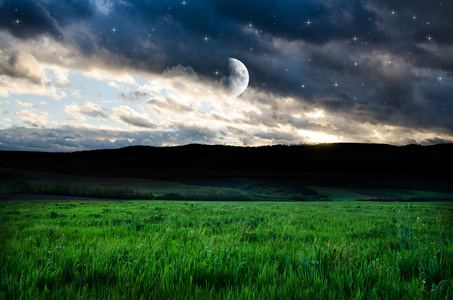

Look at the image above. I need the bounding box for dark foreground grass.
[1,200,452,299]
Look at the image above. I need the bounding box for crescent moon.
[224,58,249,97]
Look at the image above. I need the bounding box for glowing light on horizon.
[298,129,341,144]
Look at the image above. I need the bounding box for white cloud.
[66,115,86,122]
[0,48,67,100]
[84,68,138,85]
[15,109,50,127]
[91,0,114,15]
[108,81,123,90]
[16,100,37,108]
[0,50,43,83]
[111,105,154,128]
[64,101,108,118]
[0,76,66,100]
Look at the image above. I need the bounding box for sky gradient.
[0,0,452,151]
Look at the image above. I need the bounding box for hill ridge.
[1,143,452,182]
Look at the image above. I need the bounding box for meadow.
[1,199,452,299]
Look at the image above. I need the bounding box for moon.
[223,58,249,97]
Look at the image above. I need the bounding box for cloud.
[0,50,43,83]
[64,102,108,118]
[145,96,194,114]
[16,100,38,108]
[0,0,63,40]
[15,109,50,127]
[119,91,150,101]
[111,106,154,128]
[172,124,217,144]
[163,65,197,78]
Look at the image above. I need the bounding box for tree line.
[6,180,330,201]
[7,181,155,199]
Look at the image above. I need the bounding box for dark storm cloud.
[370,0,453,45]
[214,0,383,44]
[44,0,94,26]
[0,0,63,39]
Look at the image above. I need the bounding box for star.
[306,20,311,26]
[353,36,358,42]
[438,76,443,81]
[427,35,432,42]
[13,18,20,25]
[334,82,339,88]
[112,27,117,33]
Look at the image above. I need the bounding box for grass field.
[1,200,452,299]
[3,167,453,201]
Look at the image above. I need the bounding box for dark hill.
[0,143,452,182]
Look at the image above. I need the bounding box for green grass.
[1,200,452,299]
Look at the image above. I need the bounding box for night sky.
[0,0,452,151]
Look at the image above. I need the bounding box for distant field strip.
[308,186,376,201]
[377,189,453,199]
[310,186,453,201]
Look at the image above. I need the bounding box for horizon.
[1,0,452,151]
[1,141,452,154]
